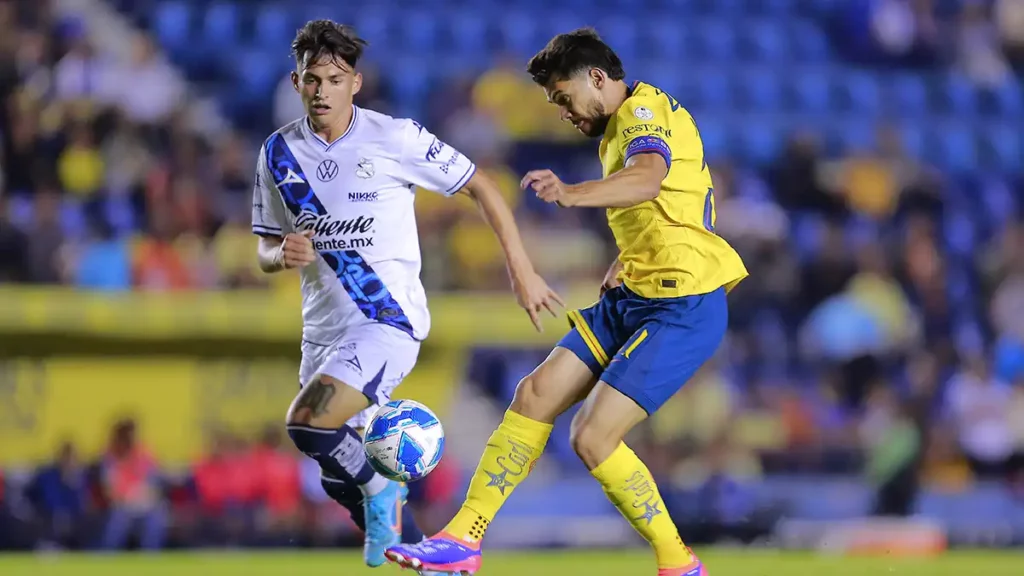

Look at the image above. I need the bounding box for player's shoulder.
[259,117,305,152]
[622,81,695,122]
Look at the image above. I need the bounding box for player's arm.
[600,256,623,295]
[400,120,563,330]
[565,153,667,208]
[251,142,315,273]
[457,171,535,286]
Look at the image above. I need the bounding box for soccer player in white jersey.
[251,20,562,570]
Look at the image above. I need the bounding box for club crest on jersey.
[356,158,375,179]
[316,159,339,182]
[633,106,654,120]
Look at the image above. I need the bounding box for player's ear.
[291,70,300,93]
[351,72,363,97]
[590,68,605,90]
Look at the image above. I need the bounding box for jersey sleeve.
[251,144,290,237]
[398,120,477,196]
[614,97,673,170]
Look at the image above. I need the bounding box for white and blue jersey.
[252,106,477,345]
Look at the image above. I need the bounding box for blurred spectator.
[957,0,1012,88]
[52,30,107,104]
[770,133,846,217]
[106,34,184,127]
[99,418,167,550]
[945,354,1014,479]
[25,441,89,549]
[997,0,1024,68]
[68,216,131,290]
[132,205,192,290]
[193,430,254,546]
[26,186,65,283]
[248,425,301,544]
[862,386,922,516]
[0,194,30,281]
[57,119,105,202]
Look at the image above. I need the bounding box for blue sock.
[287,424,388,495]
[321,473,426,543]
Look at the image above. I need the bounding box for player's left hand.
[521,169,573,207]
[511,270,565,332]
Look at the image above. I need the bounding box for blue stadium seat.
[400,10,439,52]
[696,117,726,160]
[202,3,241,48]
[647,19,686,57]
[694,70,733,110]
[899,125,926,160]
[942,74,979,116]
[448,12,488,54]
[984,125,1022,173]
[840,71,882,115]
[388,58,431,117]
[888,73,928,116]
[835,120,874,152]
[235,49,285,96]
[792,69,832,112]
[992,79,1024,116]
[253,4,294,49]
[354,12,390,50]
[152,1,192,55]
[741,69,783,110]
[737,121,782,165]
[943,211,977,258]
[744,20,788,62]
[789,20,830,62]
[498,11,539,56]
[597,19,638,62]
[935,125,978,173]
[692,20,737,61]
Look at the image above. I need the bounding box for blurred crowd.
[0,418,461,551]
[2,0,1024,549]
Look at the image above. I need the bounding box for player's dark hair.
[291,19,367,69]
[527,27,625,86]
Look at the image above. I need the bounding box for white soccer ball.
[363,399,445,482]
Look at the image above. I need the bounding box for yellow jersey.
[600,81,748,298]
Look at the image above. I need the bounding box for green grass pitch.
[0,550,1019,576]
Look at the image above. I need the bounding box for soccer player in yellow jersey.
[388,28,747,576]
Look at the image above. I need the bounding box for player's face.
[544,70,610,138]
[292,52,362,128]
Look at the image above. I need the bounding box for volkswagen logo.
[316,159,339,182]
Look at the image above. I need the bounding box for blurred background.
[1,0,1024,560]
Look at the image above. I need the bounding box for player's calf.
[285,374,401,567]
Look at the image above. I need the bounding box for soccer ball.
[363,399,445,482]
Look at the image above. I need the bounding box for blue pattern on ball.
[363,400,444,482]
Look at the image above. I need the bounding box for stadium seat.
[835,120,874,153]
[942,74,979,116]
[597,19,638,62]
[253,4,294,49]
[789,20,830,62]
[934,124,978,173]
[354,12,390,49]
[898,125,926,160]
[647,19,686,57]
[694,70,733,110]
[741,69,783,110]
[498,11,539,56]
[151,1,192,55]
[888,73,929,116]
[992,79,1024,116]
[737,121,782,165]
[840,71,882,115]
[447,12,489,54]
[984,125,1022,174]
[792,69,832,112]
[202,3,241,48]
[744,20,788,62]
[400,10,439,52]
[692,20,737,61]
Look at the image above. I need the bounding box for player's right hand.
[599,259,623,296]
[277,229,317,269]
[512,270,565,332]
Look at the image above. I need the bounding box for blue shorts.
[558,285,728,415]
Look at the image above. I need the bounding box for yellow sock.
[591,443,694,569]
[443,410,552,543]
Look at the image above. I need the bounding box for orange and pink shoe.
[386,531,483,575]
[658,549,708,576]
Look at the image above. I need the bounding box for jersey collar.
[304,105,360,151]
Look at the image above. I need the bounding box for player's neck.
[309,105,354,144]
[606,80,630,113]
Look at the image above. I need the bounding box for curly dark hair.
[291,19,367,69]
[526,27,625,86]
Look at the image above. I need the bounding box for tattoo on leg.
[295,379,336,419]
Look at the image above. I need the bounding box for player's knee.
[569,417,618,469]
[509,373,557,422]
